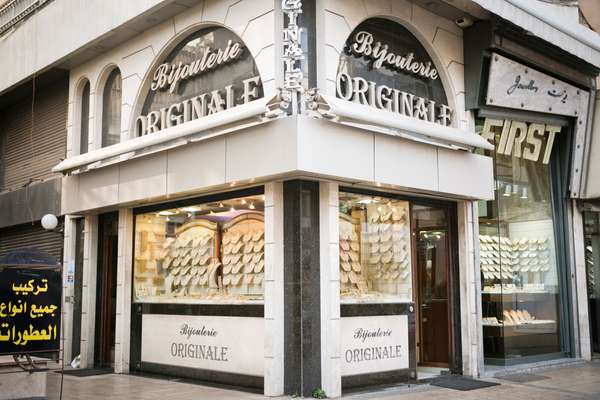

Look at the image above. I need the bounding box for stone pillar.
[571,200,591,360]
[115,208,134,373]
[458,201,484,377]
[61,215,77,366]
[283,180,322,397]
[80,214,98,369]
[264,182,285,396]
[319,182,341,398]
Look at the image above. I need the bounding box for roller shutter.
[0,77,68,191]
[0,220,63,261]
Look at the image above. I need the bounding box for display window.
[338,192,412,303]
[477,117,564,362]
[133,192,265,303]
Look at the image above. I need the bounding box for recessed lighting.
[181,206,202,213]
[158,210,177,216]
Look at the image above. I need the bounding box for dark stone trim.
[133,302,264,317]
[341,369,414,392]
[341,303,414,317]
[283,180,321,397]
[447,202,462,375]
[135,362,263,391]
[133,186,264,215]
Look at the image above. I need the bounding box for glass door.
[413,205,451,367]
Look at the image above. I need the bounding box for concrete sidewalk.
[46,360,600,400]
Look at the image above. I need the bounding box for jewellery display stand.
[221,212,265,299]
[365,202,412,299]
[135,219,219,300]
[339,214,365,296]
[479,232,559,363]
[339,201,412,301]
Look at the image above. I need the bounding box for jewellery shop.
[464,20,597,366]
[55,2,495,397]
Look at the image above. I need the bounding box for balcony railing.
[0,0,52,37]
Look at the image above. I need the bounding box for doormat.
[430,376,499,391]
[56,368,113,377]
[498,373,550,383]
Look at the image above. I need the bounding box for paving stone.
[46,361,600,400]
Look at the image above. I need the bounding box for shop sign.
[336,18,452,126]
[480,118,561,164]
[486,53,584,117]
[141,314,264,376]
[0,267,61,355]
[135,26,264,137]
[341,315,409,376]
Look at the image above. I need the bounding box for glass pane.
[133,194,265,303]
[413,205,450,365]
[478,117,563,361]
[80,82,90,154]
[339,192,412,302]
[102,69,122,147]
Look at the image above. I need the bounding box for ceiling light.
[158,210,177,216]
[181,206,202,213]
[249,203,255,210]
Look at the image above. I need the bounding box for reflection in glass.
[133,194,265,303]
[478,118,563,362]
[339,192,412,302]
[80,81,90,154]
[102,69,122,147]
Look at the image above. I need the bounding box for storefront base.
[482,357,584,378]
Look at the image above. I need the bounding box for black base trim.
[136,362,263,391]
[342,369,415,392]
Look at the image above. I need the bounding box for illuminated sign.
[336,18,452,126]
[135,26,264,137]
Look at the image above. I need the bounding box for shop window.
[79,80,90,154]
[101,68,122,147]
[338,192,412,302]
[133,193,265,303]
[477,117,564,363]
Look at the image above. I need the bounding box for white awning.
[307,93,494,151]
[52,95,283,174]
[472,0,600,67]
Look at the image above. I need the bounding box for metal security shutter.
[0,220,63,261]
[0,77,68,191]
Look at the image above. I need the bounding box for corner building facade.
[31,0,599,397]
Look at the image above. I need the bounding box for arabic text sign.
[0,267,61,355]
[486,53,583,117]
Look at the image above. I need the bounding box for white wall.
[0,0,191,94]
[65,0,278,159]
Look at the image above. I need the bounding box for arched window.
[80,81,90,154]
[101,69,122,147]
